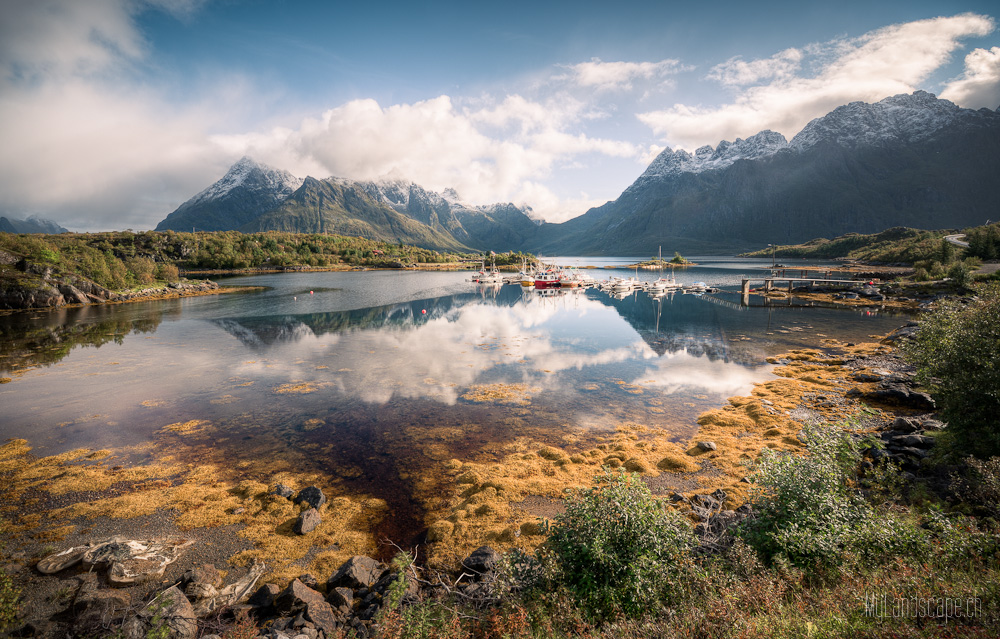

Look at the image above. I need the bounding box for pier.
[740,277,866,295]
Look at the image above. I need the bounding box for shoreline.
[0,317,929,597]
[0,279,265,315]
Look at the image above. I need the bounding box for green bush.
[154,262,180,282]
[126,256,156,285]
[904,282,1000,457]
[947,261,971,288]
[738,425,928,574]
[543,469,696,619]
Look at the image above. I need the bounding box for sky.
[1,0,999,232]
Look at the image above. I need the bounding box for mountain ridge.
[526,91,1000,255]
[153,91,1000,255]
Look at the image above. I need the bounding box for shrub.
[155,262,180,282]
[904,282,1000,457]
[738,424,928,574]
[947,260,971,288]
[542,469,696,619]
[126,256,156,285]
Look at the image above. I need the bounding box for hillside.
[240,177,472,251]
[155,157,303,232]
[527,92,1000,255]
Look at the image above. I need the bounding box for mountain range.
[0,215,69,234]
[156,91,1000,255]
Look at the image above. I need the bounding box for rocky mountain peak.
[788,91,972,150]
[187,157,303,208]
[634,129,789,185]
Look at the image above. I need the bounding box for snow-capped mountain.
[530,91,1000,255]
[635,130,790,183]
[155,157,303,232]
[788,90,985,151]
[357,177,540,250]
[0,214,69,234]
[156,159,537,252]
[187,156,303,206]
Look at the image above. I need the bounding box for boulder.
[72,573,133,626]
[327,556,386,591]
[274,578,326,616]
[697,441,717,452]
[896,434,936,449]
[295,486,327,509]
[326,586,354,613]
[461,546,500,579]
[272,484,294,499]
[248,583,281,610]
[890,416,921,433]
[122,586,197,639]
[181,564,224,589]
[304,600,340,635]
[294,508,321,535]
[865,385,936,410]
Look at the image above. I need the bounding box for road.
[945,233,970,248]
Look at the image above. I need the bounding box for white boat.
[648,274,679,292]
[609,276,636,292]
[559,267,587,288]
[468,261,504,284]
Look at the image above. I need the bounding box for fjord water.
[1,258,909,463]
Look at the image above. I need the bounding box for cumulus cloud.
[213,93,644,220]
[639,13,996,149]
[558,57,688,92]
[0,0,647,229]
[0,0,233,230]
[941,46,1000,109]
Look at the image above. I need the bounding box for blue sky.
[1,0,998,231]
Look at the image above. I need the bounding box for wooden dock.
[740,277,868,296]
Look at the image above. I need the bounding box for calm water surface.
[1,257,909,463]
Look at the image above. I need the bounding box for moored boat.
[609,276,636,292]
[534,269,562,289]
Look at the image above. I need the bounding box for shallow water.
[0,258,911,537]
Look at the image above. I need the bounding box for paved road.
[945,233,970,248]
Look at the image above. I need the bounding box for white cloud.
[558,57,688,92]
[0,0,648,230]
[707,48,803,87]
[639,13,996,149]
[0,0,231,230]
[0,0,201,80]
[941,46,1000,109]
[214,94,644,221]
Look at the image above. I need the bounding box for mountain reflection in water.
[0,270,911,460]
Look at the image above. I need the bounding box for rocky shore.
[0,251,227,310]
[1,317,957,638]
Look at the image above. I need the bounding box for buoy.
[294,296,297,300]
[310,291,314,294]
[422,309,426,314]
